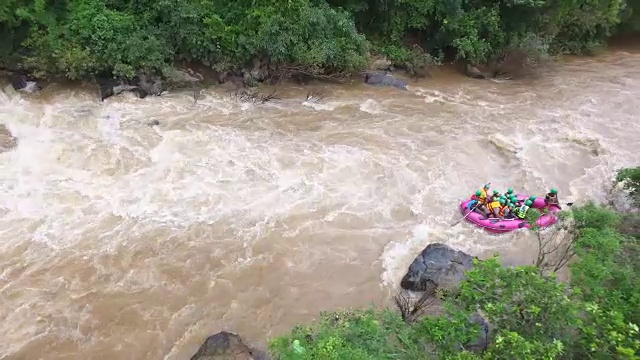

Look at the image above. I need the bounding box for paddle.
[451,203,479,227]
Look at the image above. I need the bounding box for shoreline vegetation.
[2,0,640,99]
[189,167,640,360]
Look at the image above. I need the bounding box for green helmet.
[525,200,532,206]
[484,183,491,189]
[529,196,537,201]
[507,187,514,193]
[499,198,506,205]
[499,196,507,202]
[493,189,499,194]
[476,190,482,196]
[550,188,558,194]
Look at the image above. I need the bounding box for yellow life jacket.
[487,201,501,212]
[477,188,489,204]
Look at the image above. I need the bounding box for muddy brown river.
[1,49,640,359]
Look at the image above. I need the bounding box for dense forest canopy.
[1,0,638,79]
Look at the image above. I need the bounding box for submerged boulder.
[0,124,18,153]
[97,78,148,101]
[190,331,269,360]
[364,72,408,90]
[400,243,475,291]
[164,67,204,85]
[9,74,41,93]
[97,67,204,101]
[135,72,163,96]
[465,64,494,80]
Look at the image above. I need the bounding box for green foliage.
[375,43,442,76]
[1,0,368,78]
[240,2,369,72]
[482,330,565,360]
[453,258,578,344]
[615,166,640,207]
[1,0,638,79]
[568,203,640,327]
[619,0,640,33]
[268,308,424,359]
[549,0,627,54]
[268,306,485,359]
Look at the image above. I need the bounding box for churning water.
[1,51,640,359]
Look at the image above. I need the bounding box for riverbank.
[1,0,638,100]
[5,33,640,103]
[0,52,602,103]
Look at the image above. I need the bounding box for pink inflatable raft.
[459,194,562,233]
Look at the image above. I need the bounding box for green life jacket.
[516,205,529,219]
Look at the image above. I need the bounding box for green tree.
[1,0,637,80]
[615,166,640,207]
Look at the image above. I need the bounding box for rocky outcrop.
[465,64,494,80]
[9,74,41,93]
[465,53,542,80]
[400,243,490,351]
[370,58,393,71]
[97,77,144,101]
[405,62,432,78]
[400,243,476,291]
[244,59,270,85]
[164,67,204,84]
[364,72,408,90]
[0,124,18,153]
[98,67,206,101]
[190,332,269,360]
[135,72,164,96]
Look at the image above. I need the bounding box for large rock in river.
[0,124,18,153]
[364,72,408,90]
[97,77,146,101]
[400,243,475,291]
[9,74,41,93]
[465,64,494,80]
[190,331,268,360]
